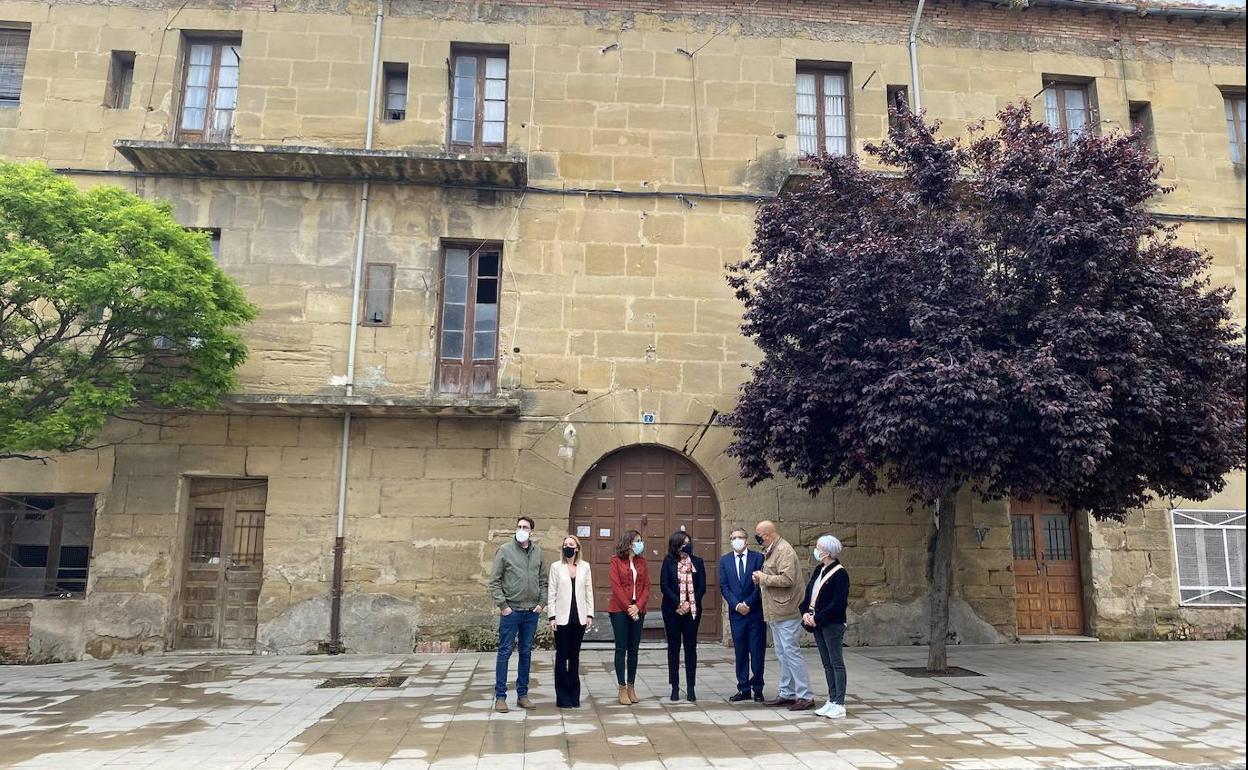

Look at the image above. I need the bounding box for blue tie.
[737,553,744,583]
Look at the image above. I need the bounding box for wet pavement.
[0,641,1243,770]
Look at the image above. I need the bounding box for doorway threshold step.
[166,648,259,656]
[1018,635,1099,643]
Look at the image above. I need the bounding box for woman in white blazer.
[548,534,594,708]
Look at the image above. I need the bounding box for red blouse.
[608,554,650,613]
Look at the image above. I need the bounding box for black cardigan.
[660,554,707,614]
[800,560,850,626]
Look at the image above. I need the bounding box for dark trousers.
[662,609,700,690]
[814,622,848,705]
[609,611,644,685]
[729,612,766,695]
[553,620,586,707]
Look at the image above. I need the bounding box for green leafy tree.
[1,162,256,460]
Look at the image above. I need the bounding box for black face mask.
[755,534,765,546]
[680,543,693,555]
[562,546,577,559]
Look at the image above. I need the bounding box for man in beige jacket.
[751,520,815,710]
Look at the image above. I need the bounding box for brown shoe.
[788,698,816,711]
[494,698,508,713]
[625,684,640,704]
[618,685,631,706]
[765,697,796,707]
[516,696,536,709]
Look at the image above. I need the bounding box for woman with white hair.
[799,533,851,719]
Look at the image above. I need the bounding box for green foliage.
[0,162,256,459]
[453,625,500,652]
[451,623,555,652]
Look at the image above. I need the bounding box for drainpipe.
[908,0,926,112]
[329,0,385,654]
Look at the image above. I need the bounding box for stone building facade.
[0,0,1243,661]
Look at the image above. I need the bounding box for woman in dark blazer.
[800,533,851,719]
[660,530,706,702]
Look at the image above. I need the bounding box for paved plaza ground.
[0,641,1244,770]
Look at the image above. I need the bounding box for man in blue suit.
[720,527,766,702]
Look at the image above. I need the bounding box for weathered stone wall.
[0,0,1242,657]
[1084,478,1247,641]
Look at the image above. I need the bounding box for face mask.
[632,541,644,556]
[731,538,746,552]
[813,548,824,561]
[515,528,530,544]
[680,543,693,555]
[562,546,577,559]
[755,534,765,546]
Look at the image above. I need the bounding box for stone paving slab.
[0,641,1243,770]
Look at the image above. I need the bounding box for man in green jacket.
[488,515,547,713]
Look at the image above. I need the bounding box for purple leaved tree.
[722,103,1246,672]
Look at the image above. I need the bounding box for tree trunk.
[926,488,959,673]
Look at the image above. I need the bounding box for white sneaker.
[815,701,835,717]
[825,703,847,719]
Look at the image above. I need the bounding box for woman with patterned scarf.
[660,530,707,702]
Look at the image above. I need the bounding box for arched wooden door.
[570,445,721,640]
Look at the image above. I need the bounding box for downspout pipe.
[329,0,384,654]
[909,0,926,113]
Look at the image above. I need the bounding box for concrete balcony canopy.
[215,393,522,417]
[113,140,527,188]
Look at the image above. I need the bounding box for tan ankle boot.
[626,684,639,704]
[618,685,631,706]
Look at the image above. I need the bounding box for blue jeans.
[769,619,813,700]
[495,609,539,699]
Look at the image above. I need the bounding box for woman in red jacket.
[609,529,649,706]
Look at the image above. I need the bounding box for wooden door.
[177,478,268,650]
[1010,498,1084,635]
[571,446,721,640]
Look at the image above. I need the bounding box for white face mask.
[812,548,824,561]
[731,538,746,552]
[515,528,530,544]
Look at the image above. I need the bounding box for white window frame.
[1169,509,1246,607]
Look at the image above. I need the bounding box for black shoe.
[670,686,680,701]
[728,691,752,703]
[753,692,765,703]
[687,688,697,702]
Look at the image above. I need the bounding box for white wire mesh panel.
[1171,509,1246,606]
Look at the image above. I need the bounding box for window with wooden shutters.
[1042,80,1096,142]
[449,46,508,151]
[1224,91,1246,165]
[796,65,850,157]
[177,38,241,142]
[1171,510,1245,607]
[0,494,95,598]
[437,244,501,395]
[0,26,30,105]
